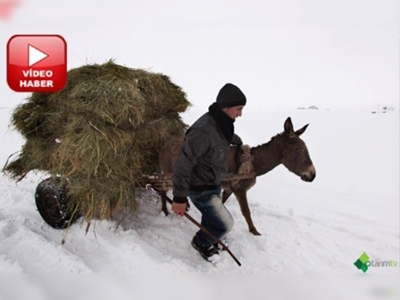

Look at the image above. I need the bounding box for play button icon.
[7,34,67,92]
[28,44,49,67]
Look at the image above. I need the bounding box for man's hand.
[171,202,187,216]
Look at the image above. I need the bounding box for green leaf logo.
[354,252,370,273]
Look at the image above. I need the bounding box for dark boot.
[191,236,220,263]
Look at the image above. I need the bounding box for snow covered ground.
[0,103,399,299]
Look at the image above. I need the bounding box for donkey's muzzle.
[301,166,316,182]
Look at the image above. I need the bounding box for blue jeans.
[188,186,234,248]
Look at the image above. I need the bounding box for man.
[171,83,246,263]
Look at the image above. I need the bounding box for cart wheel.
[35,177,78,229]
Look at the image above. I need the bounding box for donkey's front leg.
[222,189,233,204]
[234,190,261,235]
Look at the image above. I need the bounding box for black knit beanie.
[216,83,247,108]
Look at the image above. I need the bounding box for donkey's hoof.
[250,228,262,236]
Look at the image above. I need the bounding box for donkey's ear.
[295,124,309,136]
[284,117,294,134]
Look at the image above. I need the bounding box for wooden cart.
[34,172,255,229]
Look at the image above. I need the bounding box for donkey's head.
[281,117,316,182]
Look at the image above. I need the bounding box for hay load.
[4,60,190,222]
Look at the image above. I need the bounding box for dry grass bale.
[3,60,190,222]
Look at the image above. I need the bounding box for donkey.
[158,117,316,235]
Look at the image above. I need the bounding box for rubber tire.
[35,177,78,229]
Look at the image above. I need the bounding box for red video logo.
[7,34,67,92]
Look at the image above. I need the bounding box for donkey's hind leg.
[160,191,190,216]
[234,190,261,235]
[161,192,169,216]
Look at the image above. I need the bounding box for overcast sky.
[1,0,399,112]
